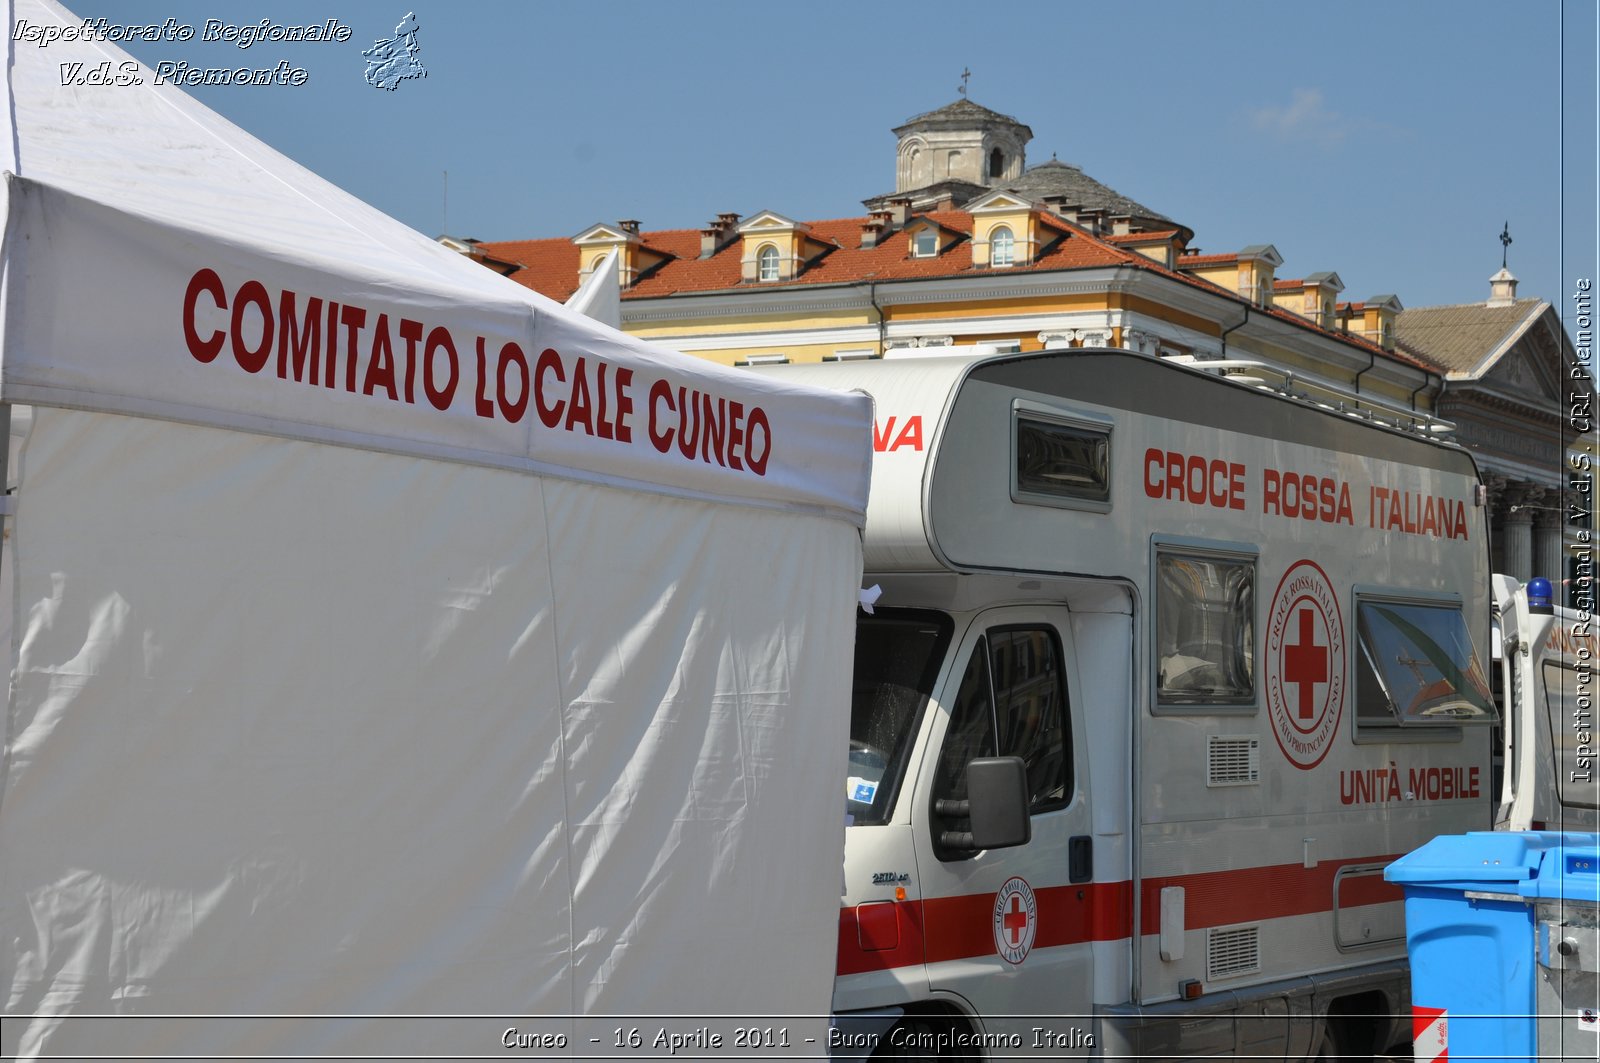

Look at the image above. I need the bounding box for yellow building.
[457,98,1444,428]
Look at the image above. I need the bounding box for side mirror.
[964,756,1032,850]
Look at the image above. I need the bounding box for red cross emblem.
[1284,607,1329,719]
[1265,560,1346,771]
[992,877,1037,964]
[1003,893,1029,946]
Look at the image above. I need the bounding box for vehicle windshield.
[848,609,953,826]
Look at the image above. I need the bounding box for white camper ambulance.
[1493,574,1599,834]
[767,348,1497,1061]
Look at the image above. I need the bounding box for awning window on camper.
[1012,405,1111,511]
[1355,599,1496,728]
[1155,552,1256,709]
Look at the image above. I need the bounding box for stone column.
[1502,504,1534,584]
[1534,512,1565,587]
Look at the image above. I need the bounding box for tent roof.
[0,0,871,523]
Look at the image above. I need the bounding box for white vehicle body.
[1493,574,1600,833]
[767,349,1496,1060]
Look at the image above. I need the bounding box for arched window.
[990,226,1015,267]
[757,244,780,282]
[989,148,1005,179]
[590,255,610,275]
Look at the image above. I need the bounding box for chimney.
[617,219,641,235]
[700,213,739,258]
[861,219,886,250]
[1488,267,1519,307]
[887,197,912,227]
[1041,196,1075,222]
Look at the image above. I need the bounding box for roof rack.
[1161,355,1456,437]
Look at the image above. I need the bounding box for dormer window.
[991,226,1015,268]
[913,228,938,258]
[757,244,780,282]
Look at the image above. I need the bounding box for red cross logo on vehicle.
[992,877,1037,964]
[1265,560,1346,771]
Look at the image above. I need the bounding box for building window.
[991,226,1015,267]
[589,255,610,274]
[989,148,1005,179]
[913,228,938,257]
[757,244,780,282]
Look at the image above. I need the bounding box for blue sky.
[60,1,1600,338]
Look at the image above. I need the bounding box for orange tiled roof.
[474,212,1429,371]
[477,209,1141,301]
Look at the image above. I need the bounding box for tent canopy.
[0,0,872,521]
[0,3,870,1057]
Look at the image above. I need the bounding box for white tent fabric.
[0,2,871,1057]
[566,248,623,329]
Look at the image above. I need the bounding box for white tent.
[0,1,872,1057]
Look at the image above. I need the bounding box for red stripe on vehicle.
[836,854,1403,976]
[1139,854,1406,934]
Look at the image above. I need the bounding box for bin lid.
[1386,831,1553,886]
[1524,838,1600,903]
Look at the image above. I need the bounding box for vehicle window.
[1156,553,1255,708]
[1014,415,1110,506]
[848,610,953,825]
[991,628,1071,812]
[1542,662,1599,809]
[1355,600,1495,727]
[932,625,1073,859]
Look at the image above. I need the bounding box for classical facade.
[454,97,1589,584]
[1394,269,1591,595]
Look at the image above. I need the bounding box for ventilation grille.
[1207,735,1260,786]
[1207,925,1261,979]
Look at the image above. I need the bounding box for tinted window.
[1015,416,1110,505]
[1156,553,1255,707]
[932,625,1072,859]
[1355,600,1495,727]
[848,610,953,825]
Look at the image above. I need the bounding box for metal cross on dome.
[959,68,971,97]
[1500,221,1513,269]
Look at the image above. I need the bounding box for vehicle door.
[911,605,1094,1049]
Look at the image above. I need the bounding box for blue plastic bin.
[1386,832,1600,1063]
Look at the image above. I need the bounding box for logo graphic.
[363,13,425,90]
[1265,559,1346,770]
[992,877,1037,965]
[1412,1006,1448,1062]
